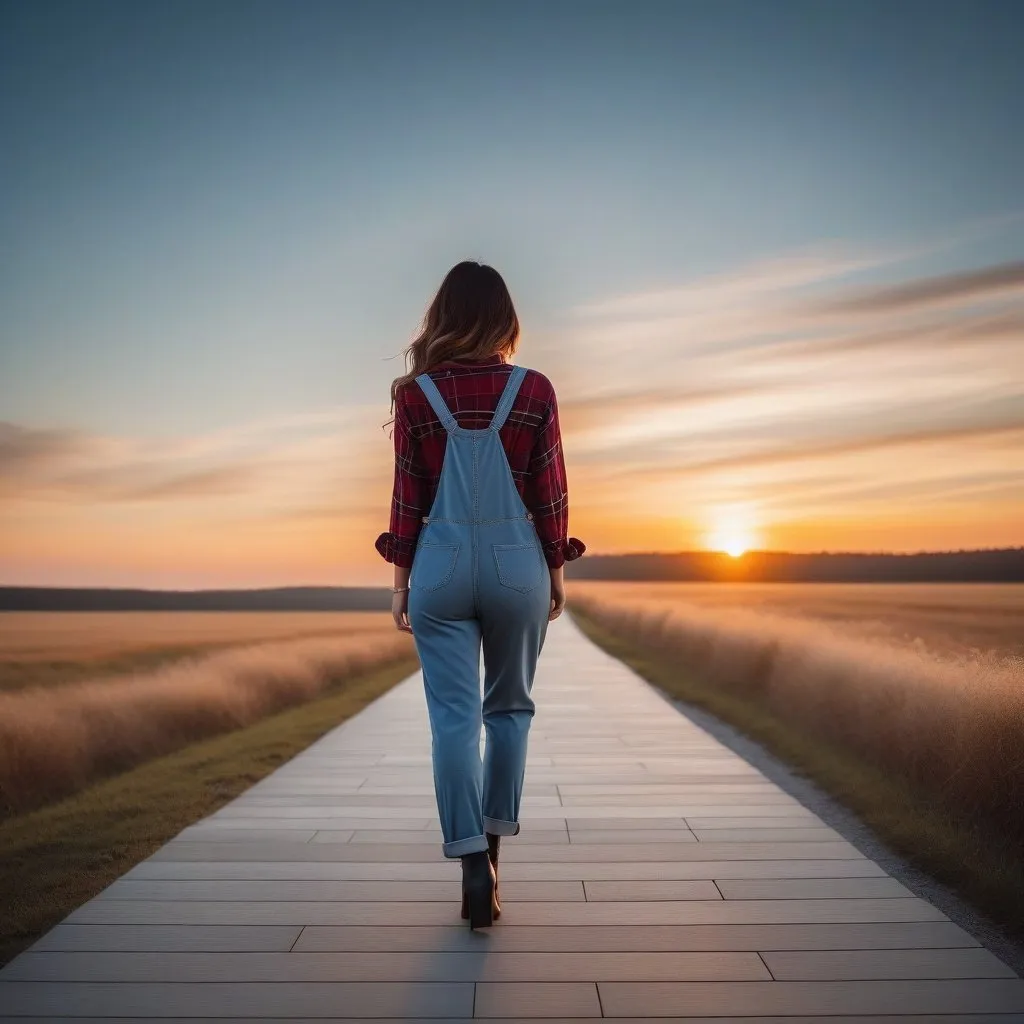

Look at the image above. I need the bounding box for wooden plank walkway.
[2,615,1022,1020]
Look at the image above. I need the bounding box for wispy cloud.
[0,424,258,503]
[94,465,261,502]
[559,382,767,434]
[570,249,885,321]
[0,423,93,474]
[817,260,1024,316]
[0,407,392,519]
[600,419,1024,485]
[750,467,1024,513]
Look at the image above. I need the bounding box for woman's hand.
[549,565,566,621]
[392,568,412,633]
[392,590,412,633]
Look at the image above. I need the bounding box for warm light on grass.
[570,586,1024,938]
[0,620,415,815]
[0,611,391,693]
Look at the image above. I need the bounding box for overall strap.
[415,374,459,433]
[489,365,528,432]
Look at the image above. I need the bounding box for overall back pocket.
[492,543,545,593]
[412,542,460,591]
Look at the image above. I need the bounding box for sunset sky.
[2,0,1022,587]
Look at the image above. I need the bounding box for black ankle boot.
[486,833,502,918]
[460,850,496,930]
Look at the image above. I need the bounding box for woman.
[375,261,585,929]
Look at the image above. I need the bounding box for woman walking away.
[376,261,585,929]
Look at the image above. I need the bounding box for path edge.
[572,614,1024,980]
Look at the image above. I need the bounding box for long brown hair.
[390,261,520,410]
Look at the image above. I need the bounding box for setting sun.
[704,505,759,558]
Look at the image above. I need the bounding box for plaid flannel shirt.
[375,355,585,570]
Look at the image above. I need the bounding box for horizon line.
[1,545,1022,594]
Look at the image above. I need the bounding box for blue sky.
[1,0,1022,585]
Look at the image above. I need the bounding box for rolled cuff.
[375,531,417,568]
[483,815,521,837]
[541,536,587,570]
[442,833,489,858]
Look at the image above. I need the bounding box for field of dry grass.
[0,613,413,816]
[0,611,382,691]
[571,582,1024,932]
[572,582,1024,660]
[572,582,1023,838]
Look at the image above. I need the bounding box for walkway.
[2,616,1022,1020]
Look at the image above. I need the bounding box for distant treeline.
[2,549,1021,610]
[565,548,1024,583]
[0,586,392,612]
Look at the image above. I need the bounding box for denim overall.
[408,365,550,858]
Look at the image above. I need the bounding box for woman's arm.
[376,390,428,633]
[375,390,430,569]
[522,386,584,621]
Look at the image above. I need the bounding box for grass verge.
[0,655,418,967]
[572,606,1024,942]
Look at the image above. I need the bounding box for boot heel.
[487,832,502,920]
[461,851,495,931]
[467,879,494,930]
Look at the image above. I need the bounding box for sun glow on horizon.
[704,504,760,558]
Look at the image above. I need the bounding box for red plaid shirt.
[376,355,585,570]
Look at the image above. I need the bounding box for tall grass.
[571,591,1024,849]
[0,611,391,692]
[0,632,413,816]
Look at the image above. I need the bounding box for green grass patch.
[0,655,418,966]
[572,607,1024,941]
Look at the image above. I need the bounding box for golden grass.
[570,585,1024,934]
[571,585,1024,841]
[0,611,388,691]
[0,655,418,967]
[0,623,414,816]
[572,582,1024,660]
